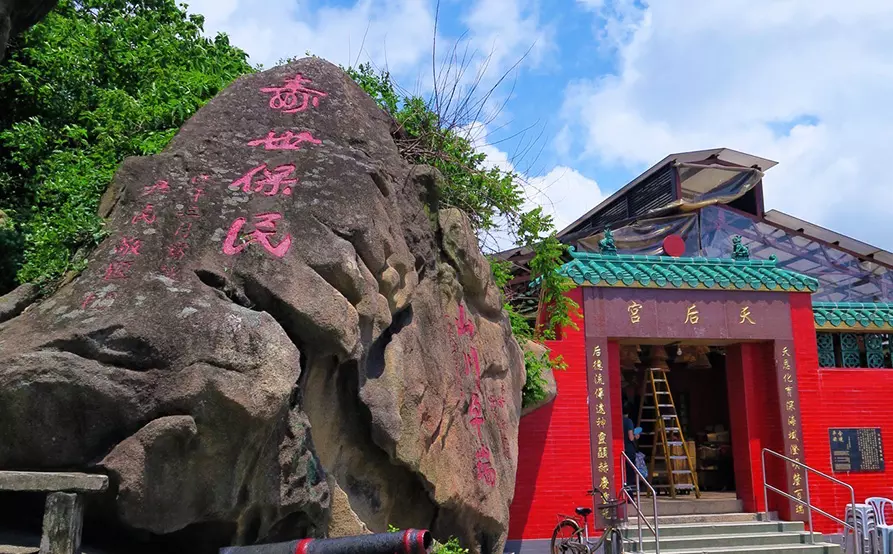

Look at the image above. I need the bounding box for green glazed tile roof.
[813,302,893,329]
[558,248,820,292]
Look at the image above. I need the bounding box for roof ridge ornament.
[599,225,617,255]
[731,235,749,261]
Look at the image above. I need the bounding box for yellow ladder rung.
[639,367,701,499]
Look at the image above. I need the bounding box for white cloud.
[461,122,603,250]
[191,0,436,73]
[462,0,554,71]
[185,0,239,33]
[189,0,552,99]
[526,166,605,229]
[563,0,893,249]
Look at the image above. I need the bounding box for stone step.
[624,531,824,551]
[637,497,744,517]
[626,512,770,525]
[626,543,841,554]
[0,547,38,554]
[621,520,805,538]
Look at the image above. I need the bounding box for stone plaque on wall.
[830,428,885,472]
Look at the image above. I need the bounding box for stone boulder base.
[0,58,524,554]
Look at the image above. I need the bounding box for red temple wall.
[510,289,893,540]
[791,292,893,533]
[508,288,592,540]
[725,343,785,513]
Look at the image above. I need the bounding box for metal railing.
[621,452,660,554]
[761,448,860,554]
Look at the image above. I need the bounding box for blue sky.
[187,0,893,252]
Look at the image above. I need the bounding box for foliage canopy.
[0,0,253,293]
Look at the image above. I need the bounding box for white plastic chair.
[847,503,879,554]
[867,498,893,554]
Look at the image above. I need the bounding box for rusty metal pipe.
[220,529,433,554]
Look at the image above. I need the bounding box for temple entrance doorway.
[620,342,743,515]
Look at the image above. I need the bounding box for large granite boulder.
[0,58,524,554]
[0,0,58,60]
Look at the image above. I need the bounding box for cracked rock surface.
[0,58,524,554]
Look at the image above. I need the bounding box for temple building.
[505,148,893,552]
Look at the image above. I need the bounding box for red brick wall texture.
[509,289,893,539]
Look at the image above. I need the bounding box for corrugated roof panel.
[765,209,892,263]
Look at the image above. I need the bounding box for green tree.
[0,0,253,293]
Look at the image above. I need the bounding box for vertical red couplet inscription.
[474,446,497,487]
[160,174,208,280]
[464,349,481,382]
[456,304,476,337]
[457,304,481,381]
[261,74,327,113]
[468,393,484,439]
[452,302,497,488]
[223,213,292,258]
[488,383,506,408]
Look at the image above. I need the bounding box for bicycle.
[550,488,626,554]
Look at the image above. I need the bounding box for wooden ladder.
[637,367,701,498]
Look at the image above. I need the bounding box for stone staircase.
[621,513,842,554]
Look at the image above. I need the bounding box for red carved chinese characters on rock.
[487,394,505,408]
[453,301,498,487]
[191,188,205,204]
[103,261,132,281]
[131,204,156,225]
[474,446,497,487]
[223,213,292,258]
[81,291,117,310]
[231,163,298,196]
[160,173,207,280]
[160,265,180,279]
[114,237,141,257]
[81,292,97,310]
[175,222,192,239]
[468,393,485,439]
[142,180,170,196]
[464,348,481,381]
[166,242,189,260]
[456,304,476,337]
[248,130,322,151]
[177,206,200,218]
[261,74,327,113]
